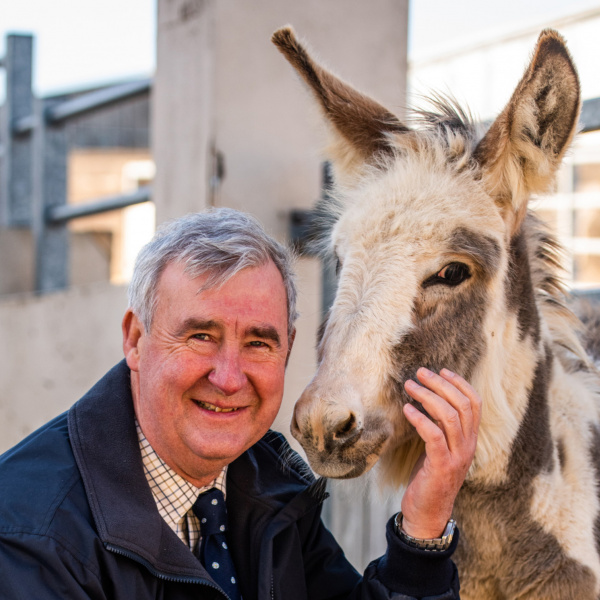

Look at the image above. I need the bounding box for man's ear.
[122,309,144,371]
[285,328,297,367]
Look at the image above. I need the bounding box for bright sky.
[1,0,600,98]
[409,0,600,60]
[0,0,156,98]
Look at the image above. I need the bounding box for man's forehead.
[156,260,288,329]
[160,259,282,289]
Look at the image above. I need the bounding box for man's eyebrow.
[247,325,282,347]
[176,318,220,337]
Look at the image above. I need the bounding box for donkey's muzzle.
[291,394,390,479]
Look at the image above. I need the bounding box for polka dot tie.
[192,488,242,600]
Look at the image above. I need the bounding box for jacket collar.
[68,360,204,578]
[68,360,326,586]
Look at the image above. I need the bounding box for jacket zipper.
[106,543,231,599]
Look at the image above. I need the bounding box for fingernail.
[419,367,433,378]
[404,403,417,414]
[441,368,455,378]
[405,379,418,390]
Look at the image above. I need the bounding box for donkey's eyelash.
[333,251,342,275]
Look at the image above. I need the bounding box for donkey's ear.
[474,29,580,233]
[272,26,409,183]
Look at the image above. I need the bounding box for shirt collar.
[136,421,227,539]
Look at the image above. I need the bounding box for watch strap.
[395,512,456,552]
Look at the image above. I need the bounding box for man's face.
[123,259,291,486]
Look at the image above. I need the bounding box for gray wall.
[0,282,127,449]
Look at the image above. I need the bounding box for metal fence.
[0,34,151,293]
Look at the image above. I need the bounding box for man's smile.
[194,399,241,413]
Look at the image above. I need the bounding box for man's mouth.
[195,400,240,413]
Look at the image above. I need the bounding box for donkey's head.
[272,28,580,484]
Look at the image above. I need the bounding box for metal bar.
[1,34,34,226]
[33,96,69,293]
[11,79,152,134]
[579,97,600,133]
[45,79,152,124]
[11,114,38,136]
[46,186,151,223]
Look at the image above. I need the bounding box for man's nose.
[207,347,248,395]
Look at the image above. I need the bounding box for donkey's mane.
[407,94,484,170]
[525,211,593,370]
[411,93,480,140]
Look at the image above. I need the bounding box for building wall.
[0,282,128,450]
[211,0,408,237]
[409,8,600,121]
[67,148,155,284]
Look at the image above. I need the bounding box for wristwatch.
[395,512,456,551]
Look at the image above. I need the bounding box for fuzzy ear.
[272,25,409,182]
[474,29,580,233]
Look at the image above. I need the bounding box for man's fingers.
[415,367,480,438]
[439,368,482,431]
[404,368,481,455]
[405,378,464,452]
[403,402,448,455]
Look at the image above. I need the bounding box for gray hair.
[128,208,298,337]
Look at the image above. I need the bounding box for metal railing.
[0,34,152,293]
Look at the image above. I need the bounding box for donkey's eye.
[424,262,471,287]
[436,262,471,285]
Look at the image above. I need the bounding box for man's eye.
[193,333,211,341]
[248,340,268,348]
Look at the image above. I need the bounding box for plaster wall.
[0,282,127,452]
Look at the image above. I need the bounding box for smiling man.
[124,259,291,488]
[0,208,480,599]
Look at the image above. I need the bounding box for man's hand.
[400,367,481,540]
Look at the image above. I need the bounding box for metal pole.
[1,34,34,227]
[32,96,69,293]
[46,187,151,223]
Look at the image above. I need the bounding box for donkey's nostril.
[291,412,299,432]
[333,412,357,440]
[290,408,302,439]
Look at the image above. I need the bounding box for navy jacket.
[0,361,459,599]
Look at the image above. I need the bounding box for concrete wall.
[0,282,127,451]
[0,229,35,295]
[153,0,408,229]
[211,0,408,238]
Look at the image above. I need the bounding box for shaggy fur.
[273,26,600,599]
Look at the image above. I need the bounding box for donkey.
[272,26,600,599]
